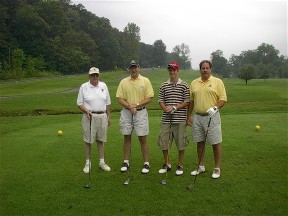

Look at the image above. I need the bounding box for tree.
[152,40,166,67]
[121,23,141,64]
[238,64,255,85]
[171,43,191,70]
[256,43,279,65]
[140,42,153,68]
[12,48,25,78]
[210,50,229,77]
[12,5,50,57]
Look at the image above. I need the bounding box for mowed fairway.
[0,69,287,215]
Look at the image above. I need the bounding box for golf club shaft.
[162,113,172,185]
[193,116,212,186]
[87,116,92,187]
[124,113,134,184]
[166,113,172,180]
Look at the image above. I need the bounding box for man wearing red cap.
[158,61,190,175]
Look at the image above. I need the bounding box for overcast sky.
[72,0,287,68]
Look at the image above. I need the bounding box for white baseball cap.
[89,67,100,74]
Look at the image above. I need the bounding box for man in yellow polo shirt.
[116,60,154,174]
[187,60,227,179]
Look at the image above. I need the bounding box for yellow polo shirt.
[116,74,154,104]
[190,75,227,114]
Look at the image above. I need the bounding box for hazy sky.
[72,0,287,68]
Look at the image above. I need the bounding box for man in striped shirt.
[158,62,190,176]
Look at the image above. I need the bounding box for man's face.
[168,68,178,79]
[129,66,139,77]
[200,62,211,80]
[89,73,99,85]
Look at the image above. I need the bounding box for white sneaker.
[83,163,91,174]
[191,166,205,176]
[141,164,150,174]
[158,164,172,174]
[212,168,221,179]
[120,162,129,172]
[99,163,111,171]
[175,165,183,176]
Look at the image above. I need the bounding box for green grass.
[0,70,288,215]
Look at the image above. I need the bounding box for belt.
[126,107,146,111]
[136,107,146,111]
[91,111,105,114]
[196,112,208,116]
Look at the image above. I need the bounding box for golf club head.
[186,184,194,190]
[84,183,91,189]
[123,179,130,185]
[161,179,167,185]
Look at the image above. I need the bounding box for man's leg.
[139,136,149,162]
[197,141,206,166]
[212,143,221,168]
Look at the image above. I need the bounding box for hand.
[206,106,218,117]
[171,106,177,114]
[86,111,92,119]
[186,118,192,126]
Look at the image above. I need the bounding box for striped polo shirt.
[158,78,190,123]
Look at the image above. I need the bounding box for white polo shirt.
[77,81,111,112]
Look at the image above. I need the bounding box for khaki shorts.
[192,112,222,145]
[119,108,149,136]
[158,122,189,150]
[82,113,108,143]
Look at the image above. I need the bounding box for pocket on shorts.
[158,133,171,150]
[181,132,189,149]
[211,113,221,127]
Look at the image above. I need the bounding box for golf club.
[124,113,134,185]
[84,116,92,189]
[161,113,173,185]
[186,116,212,190]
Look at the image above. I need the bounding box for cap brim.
[129,64,139,68]
[167,66,178,70]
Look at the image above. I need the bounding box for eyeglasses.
[90,73,99,77]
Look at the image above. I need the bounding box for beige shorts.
[119,108,149,136]
[158,122,189,150]
[192,112,222,145]
[82,113,108,143]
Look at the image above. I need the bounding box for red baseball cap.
[167,62,179,71]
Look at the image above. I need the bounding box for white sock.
[86,159,90,165]
[124,160,129,165]
[199,165,205,169]
[99,159,105,164]
[144,162,149,166]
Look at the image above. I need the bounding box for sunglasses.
[168,63,177,67]
[90,73,99,77]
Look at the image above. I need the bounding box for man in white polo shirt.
[77,67,111,173]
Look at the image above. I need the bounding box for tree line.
[0,0,287,81]
[0,0,191,79]
[211,43,287,84]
